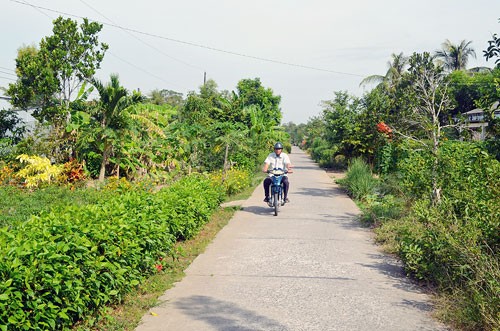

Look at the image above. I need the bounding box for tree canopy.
[7,17,108,126]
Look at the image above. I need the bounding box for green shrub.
[210,168,252,196]
[339,157,378,200]
[371,139,500,329]
[0,174,224,330]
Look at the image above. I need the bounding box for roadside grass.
[75,205,240,331]
[0,185,106,227]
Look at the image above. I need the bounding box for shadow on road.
[358,254,435,298]
[241,205,281,216]
[175,295,288,331]
[293,186,345,197]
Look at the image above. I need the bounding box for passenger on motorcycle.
[262,142,292,203]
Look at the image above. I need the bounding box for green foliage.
[338,157,378,201]
[484,22,500,67]
[0,176,223,330]
[372,141,500,330]
[0,109,26,144]
[394,198,499,331]
[359,193,406,226]
[393,140,433,199]
[0,185,107,230]
[236,78,282,127]
[211,168,252,196]
[156,174,224,240]
[7,17,108,125]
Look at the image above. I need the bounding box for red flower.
[376,122,393,138]
[155,264,163,272]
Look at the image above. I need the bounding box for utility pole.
[203,72,206,86]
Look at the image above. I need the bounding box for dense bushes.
[0,174,224,330]
[339,143,500,331]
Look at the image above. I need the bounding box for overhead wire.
[10,0,365,78]
[78,0,204,72]
[8,0,190,91]
[0,70,17,77]
[106,51,186,90]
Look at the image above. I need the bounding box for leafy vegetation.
[295,23,500,331]
[0,175,224,330]
[0,14,291,330]
[2,12,499,331]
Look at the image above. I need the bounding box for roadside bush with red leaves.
[0,162,19,186]
[59,158,86,185]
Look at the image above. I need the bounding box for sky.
[1,0,500,124]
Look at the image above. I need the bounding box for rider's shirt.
[264,152,291,176]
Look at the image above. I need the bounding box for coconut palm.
[89,74,142,181]
[434,39,476,71]
[359,52,409,89]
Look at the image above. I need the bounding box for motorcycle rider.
[262,142,292,203]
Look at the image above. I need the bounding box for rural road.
[136,147,448,331]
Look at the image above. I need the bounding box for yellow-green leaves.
[16,154,63,188]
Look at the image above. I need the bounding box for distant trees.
[360,52,408,90]
[2,17,286,182]
[434,39,476,72]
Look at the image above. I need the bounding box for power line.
[10,0,365,78]
[107,51,187,89]
[9,0,190,91]
[0,70,16,76]
[78,0,204,72]
[16,0,54,19]
[0,66,16,73]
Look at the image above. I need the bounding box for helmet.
[274,142,284,149]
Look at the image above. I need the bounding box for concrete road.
[136,147,448,331]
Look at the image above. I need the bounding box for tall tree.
[321,91,364,159]
[236,78,282,127]
[360,52,409,90]
[434,39,476,71]
[8,17,108,126]
[403,52,457,203]
[87,74,142,181]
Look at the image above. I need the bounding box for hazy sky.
[1,0,500,124]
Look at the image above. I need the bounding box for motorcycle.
[267,168,288,216]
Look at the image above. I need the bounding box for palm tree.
[90,74,142,181]
[360,52,409,89]
[434,39,476,71]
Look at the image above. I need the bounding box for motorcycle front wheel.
[273,192,279,216]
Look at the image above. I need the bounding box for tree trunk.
[99,143,110,182]
[431,123,441,204]
[222,143,229,183]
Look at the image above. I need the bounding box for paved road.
[136,147,448,331]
